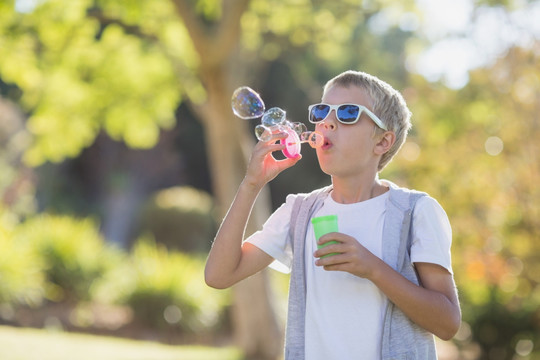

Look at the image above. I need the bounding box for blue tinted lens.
[310,104,330,122]
[337,105,360,123]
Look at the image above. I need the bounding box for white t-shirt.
[245,189,452,360]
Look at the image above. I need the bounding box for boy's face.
[314,85,381,178]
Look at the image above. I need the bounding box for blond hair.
[323,70,412,171]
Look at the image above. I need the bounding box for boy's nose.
[320,112,337,131]
[322,121,336,130]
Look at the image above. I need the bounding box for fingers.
[313,236,377,278]
[275,154,302,170]
[245,131,301,186]
[252,131,288,156]
[315,232,346,251]
[316,232,342,246]
[315,250,354,273]
[255,131,303,164]
[266,131,290,141]
[313,234,360,266]
[314,251,350,273]
[313,236,342,259]
[261,130,290,145]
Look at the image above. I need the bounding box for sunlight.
[485,136,504,156]
[416,0,473,39]
[412,0,540,89]
[15,0,39,13]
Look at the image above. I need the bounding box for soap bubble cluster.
[231,86,323,158]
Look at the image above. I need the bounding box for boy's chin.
[317,162,336,177]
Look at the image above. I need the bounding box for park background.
[0,0,539,359]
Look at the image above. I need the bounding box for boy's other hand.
[244,132,301,189]
[314,232,380,279]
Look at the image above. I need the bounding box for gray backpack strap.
[288,185,332,250]
[288,195,306,248]
[397,190,428,272]
[406,192,428,252]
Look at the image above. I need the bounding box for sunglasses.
[308,103,387,131]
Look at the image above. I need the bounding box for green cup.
[311,215,339,258]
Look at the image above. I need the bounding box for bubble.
[300,131,323,147]
[254,124,272,141]
[261,107,286,126]
[231,86,265,119]
[307,131,324,148]
[292,122,307,136]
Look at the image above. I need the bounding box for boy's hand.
[243,131,301,189]
[314,232,380,279]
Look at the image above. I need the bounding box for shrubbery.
[98,238,229,333]
[14,215,121,303]
[136,186,217,253]
[0,212,230,336]
[0,221,44,307]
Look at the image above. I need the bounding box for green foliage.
[117,238,229,333]
[0,210,230,334]
[14,214,122,303]
[0,99,36,219]
[0,0,420,167]
[462,287,538,359]
[137,186,217,252]
[382,44,540,358]
[0,0,183,166]
[0,211,44,307]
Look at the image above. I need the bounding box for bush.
[117,238,230,333]
[0,217,44,307]
[15,214,122,303]
[0,210,230,336]
[137,186,216,253]
[459,286,539,359]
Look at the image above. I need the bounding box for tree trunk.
[197,64,282,359]
[170,0,283,356]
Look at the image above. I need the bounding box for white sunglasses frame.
[308,103,388,131]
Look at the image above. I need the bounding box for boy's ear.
[374,131,396,155]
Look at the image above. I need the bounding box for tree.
[382,42,540,358]
[1,0,279,356]
[0,1,390,358]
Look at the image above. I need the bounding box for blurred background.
[0,0,539,359]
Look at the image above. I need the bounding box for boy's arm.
[205,132,301,289]
[367,258,460,340]
[204,180,274,289]
[371,260,460,341]
[314,236,461,340]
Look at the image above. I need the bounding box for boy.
[205,70,461,359]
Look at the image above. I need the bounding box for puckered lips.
[321,136,333,151]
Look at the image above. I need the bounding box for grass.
[0,326,242,360]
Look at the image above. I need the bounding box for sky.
[412,0,540,88]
